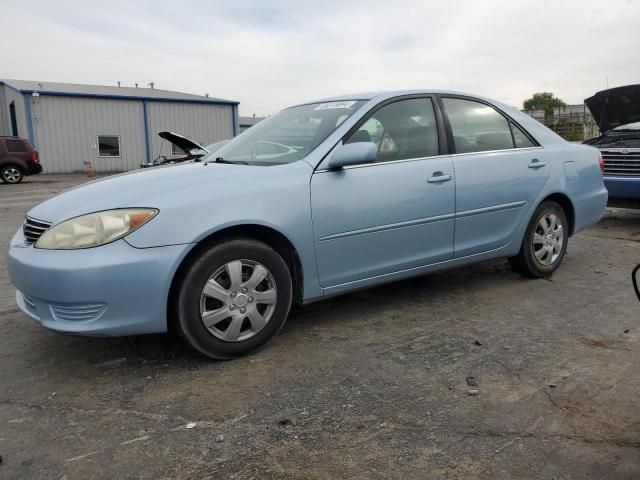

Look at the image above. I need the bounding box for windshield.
[612,121,640,132]
[204,100,367,165]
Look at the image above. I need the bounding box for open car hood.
[158,131,209,154]
[585,84,640,133]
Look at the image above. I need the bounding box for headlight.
[35,208,158,250]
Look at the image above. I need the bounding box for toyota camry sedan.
[7,90,607,359]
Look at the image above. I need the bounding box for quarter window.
[346,98,439,162]
[510,122,536,148]
[443,98,518,154]
[97,135,121,157]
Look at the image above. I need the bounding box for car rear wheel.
[1,165,24,184]
[509,201,568,278]
[176,238,293,359]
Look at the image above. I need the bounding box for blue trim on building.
[22,93,35,145]
[15,89,239,106]
[142,100,151,164]
[232,105,238,137]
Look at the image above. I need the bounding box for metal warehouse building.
[0,79,239,173]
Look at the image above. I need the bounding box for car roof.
[299,89,495,105]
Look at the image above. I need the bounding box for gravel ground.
[1,174,639,479]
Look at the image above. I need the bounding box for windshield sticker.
[314,101,357,111]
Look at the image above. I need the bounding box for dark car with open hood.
[140,132,229,168]
[584,84,640,207]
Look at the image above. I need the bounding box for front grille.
[601,148,640,177]
[23,216,52,243]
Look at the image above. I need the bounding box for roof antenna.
[117,81,121,88]
[148,82,154,89]
[205,93,209,98]
[135,83,138,88]
[38,82,44,90]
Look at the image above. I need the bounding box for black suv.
[0,136,42,184]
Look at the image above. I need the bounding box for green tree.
[523,92,567,118]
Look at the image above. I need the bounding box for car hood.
[27,163,253,224]
[158,131,209,153]
[585,84,640,133]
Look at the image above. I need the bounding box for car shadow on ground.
[23,257,524,368]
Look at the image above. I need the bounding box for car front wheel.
[176,238,293,359]
[509,201,568,278]
[1,165,24,184]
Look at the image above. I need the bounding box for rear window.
[5,139,27,153]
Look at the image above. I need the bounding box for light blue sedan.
[7,90,608,359]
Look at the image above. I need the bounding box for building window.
[97,135,121,157]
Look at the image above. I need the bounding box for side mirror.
[633,264,640,302]
[328,142,377,169]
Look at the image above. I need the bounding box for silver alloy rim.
[532,212,564,266]
[200,259,277,342]
[3,167,21,183]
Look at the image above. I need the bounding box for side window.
[345,98,439,162]
[511,122,536,148]
[6,140,27,153]
[443,98,514,154]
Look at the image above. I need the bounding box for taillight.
[32,151,39,163]
[598,153,604,174]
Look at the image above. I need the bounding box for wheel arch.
[167,223,304,330]
[1,162,25,172]
[538,192,575,236]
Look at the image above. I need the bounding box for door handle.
[427,172,452,183]
[528,159,546,169]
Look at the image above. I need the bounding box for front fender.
[124,161,322,300]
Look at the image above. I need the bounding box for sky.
[1,0,639,116]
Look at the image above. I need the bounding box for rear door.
[439,96,550,257]
[310,96,456,289]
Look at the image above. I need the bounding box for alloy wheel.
[199,259,277,342]
[532,213,564,266]
[3,167,21,183]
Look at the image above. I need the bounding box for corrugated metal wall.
[32,96,146,173]
[29,95,235,173]
[146,101,234,161]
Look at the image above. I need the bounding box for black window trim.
[436,94,540,155]
[315,94,449,172]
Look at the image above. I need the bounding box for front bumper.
[6,228,192,336]
[604,176,640,200]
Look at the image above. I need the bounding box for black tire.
[176,238,292,359]
[509,201,569,278]
[1,165,24,184]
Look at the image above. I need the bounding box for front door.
[439,96,551,257]
[310,97,456,289]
